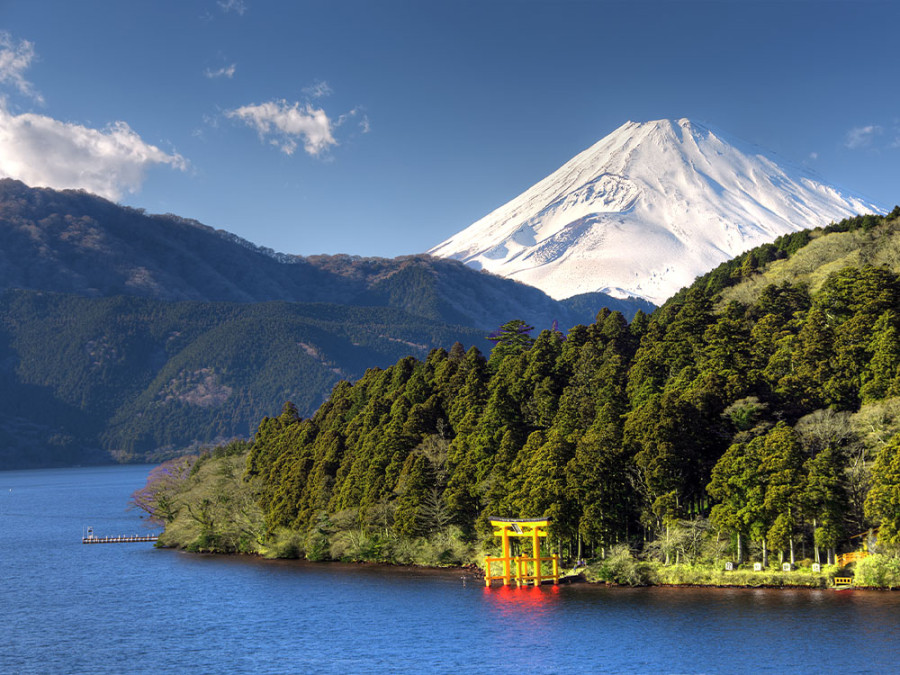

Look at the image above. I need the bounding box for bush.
[258,527,305,559]
[329,529,385,562]
[390,536,426,565]
[304,528,331,561]
[423,526,476,566]
[584,544,654,586]
[653,564,828,588]
[854,554,900,589]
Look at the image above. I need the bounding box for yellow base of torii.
[484,517,559,587]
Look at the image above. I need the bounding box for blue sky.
[0,1,897,258]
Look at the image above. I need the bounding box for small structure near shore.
[484,517,559,587]
[836,551,868,567]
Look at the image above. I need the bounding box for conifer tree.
[865,433,900,544]
[487,319,535,366]
[860,311,900,402]
[761,423,805,565]
[803,445,847,565]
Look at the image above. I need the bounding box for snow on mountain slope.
[429,119,884,305]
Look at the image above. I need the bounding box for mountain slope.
[0,180,655,468]
[0,179,651,329]
[0,290,487,468]
[430,118,884,305]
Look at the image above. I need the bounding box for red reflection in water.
[482,584,561,624]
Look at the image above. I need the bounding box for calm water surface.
[2,465,900,674]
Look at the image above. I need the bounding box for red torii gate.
[484,517,559,587]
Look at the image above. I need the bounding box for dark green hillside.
[141,209,900,574]
[0,290,485,468]
[0,179,653,469]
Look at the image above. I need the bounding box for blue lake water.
[2,464,900,674]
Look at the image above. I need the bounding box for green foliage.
[0,182,664,469]
[865,433,900,543]
[131,455,200,525]
[584,544,653,586]
[137,450,266,554]
[651,563,829,588]
[0,289,486,467]
[147,212,900,575]
[487,319,535,365]
[644,517,726,566]
[257,526,307,559]
[853,553,900,588]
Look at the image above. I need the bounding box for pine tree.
[761,423,805,565]
[487,319,535,366]
[860,311,900,402]
[566,404,634,553]
[864,433,900,544]
[803,445,848,565]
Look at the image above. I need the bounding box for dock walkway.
[82,534,159,544]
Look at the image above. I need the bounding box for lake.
[2,464,900,674]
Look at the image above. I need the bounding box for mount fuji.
[429,119,884,305]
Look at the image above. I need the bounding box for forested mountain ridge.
[147,208,900,568]
[0,179,651,469]
[0,291,485,468]
[0,179,651,330]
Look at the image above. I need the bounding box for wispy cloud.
[205,63,236,79]
[0,107,187,200]
[890,120,900,149]
[302,80,333,99]
[0,32,43,104]
[337,107,370,134]
[226,100,336,156]
[845,124,883,150]
[218,0,247,15]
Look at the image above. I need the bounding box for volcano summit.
[430,119,883,305]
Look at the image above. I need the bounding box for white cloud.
[0,32,43,103]
[205,63,236,79]
[218,0,247,15]
[845,125,883,150]
[0,107,187,200]
[227,100,336,156]
[302,81,332,99]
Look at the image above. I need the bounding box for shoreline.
[155,543,897,591]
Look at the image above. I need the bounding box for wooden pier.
[82,534,159,544]
[82,527,159,544]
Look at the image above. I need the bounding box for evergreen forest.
[0,292,487,467]
[137,210,900,586]
[0,178,652,468]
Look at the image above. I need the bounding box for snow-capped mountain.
[429,119,884,305]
